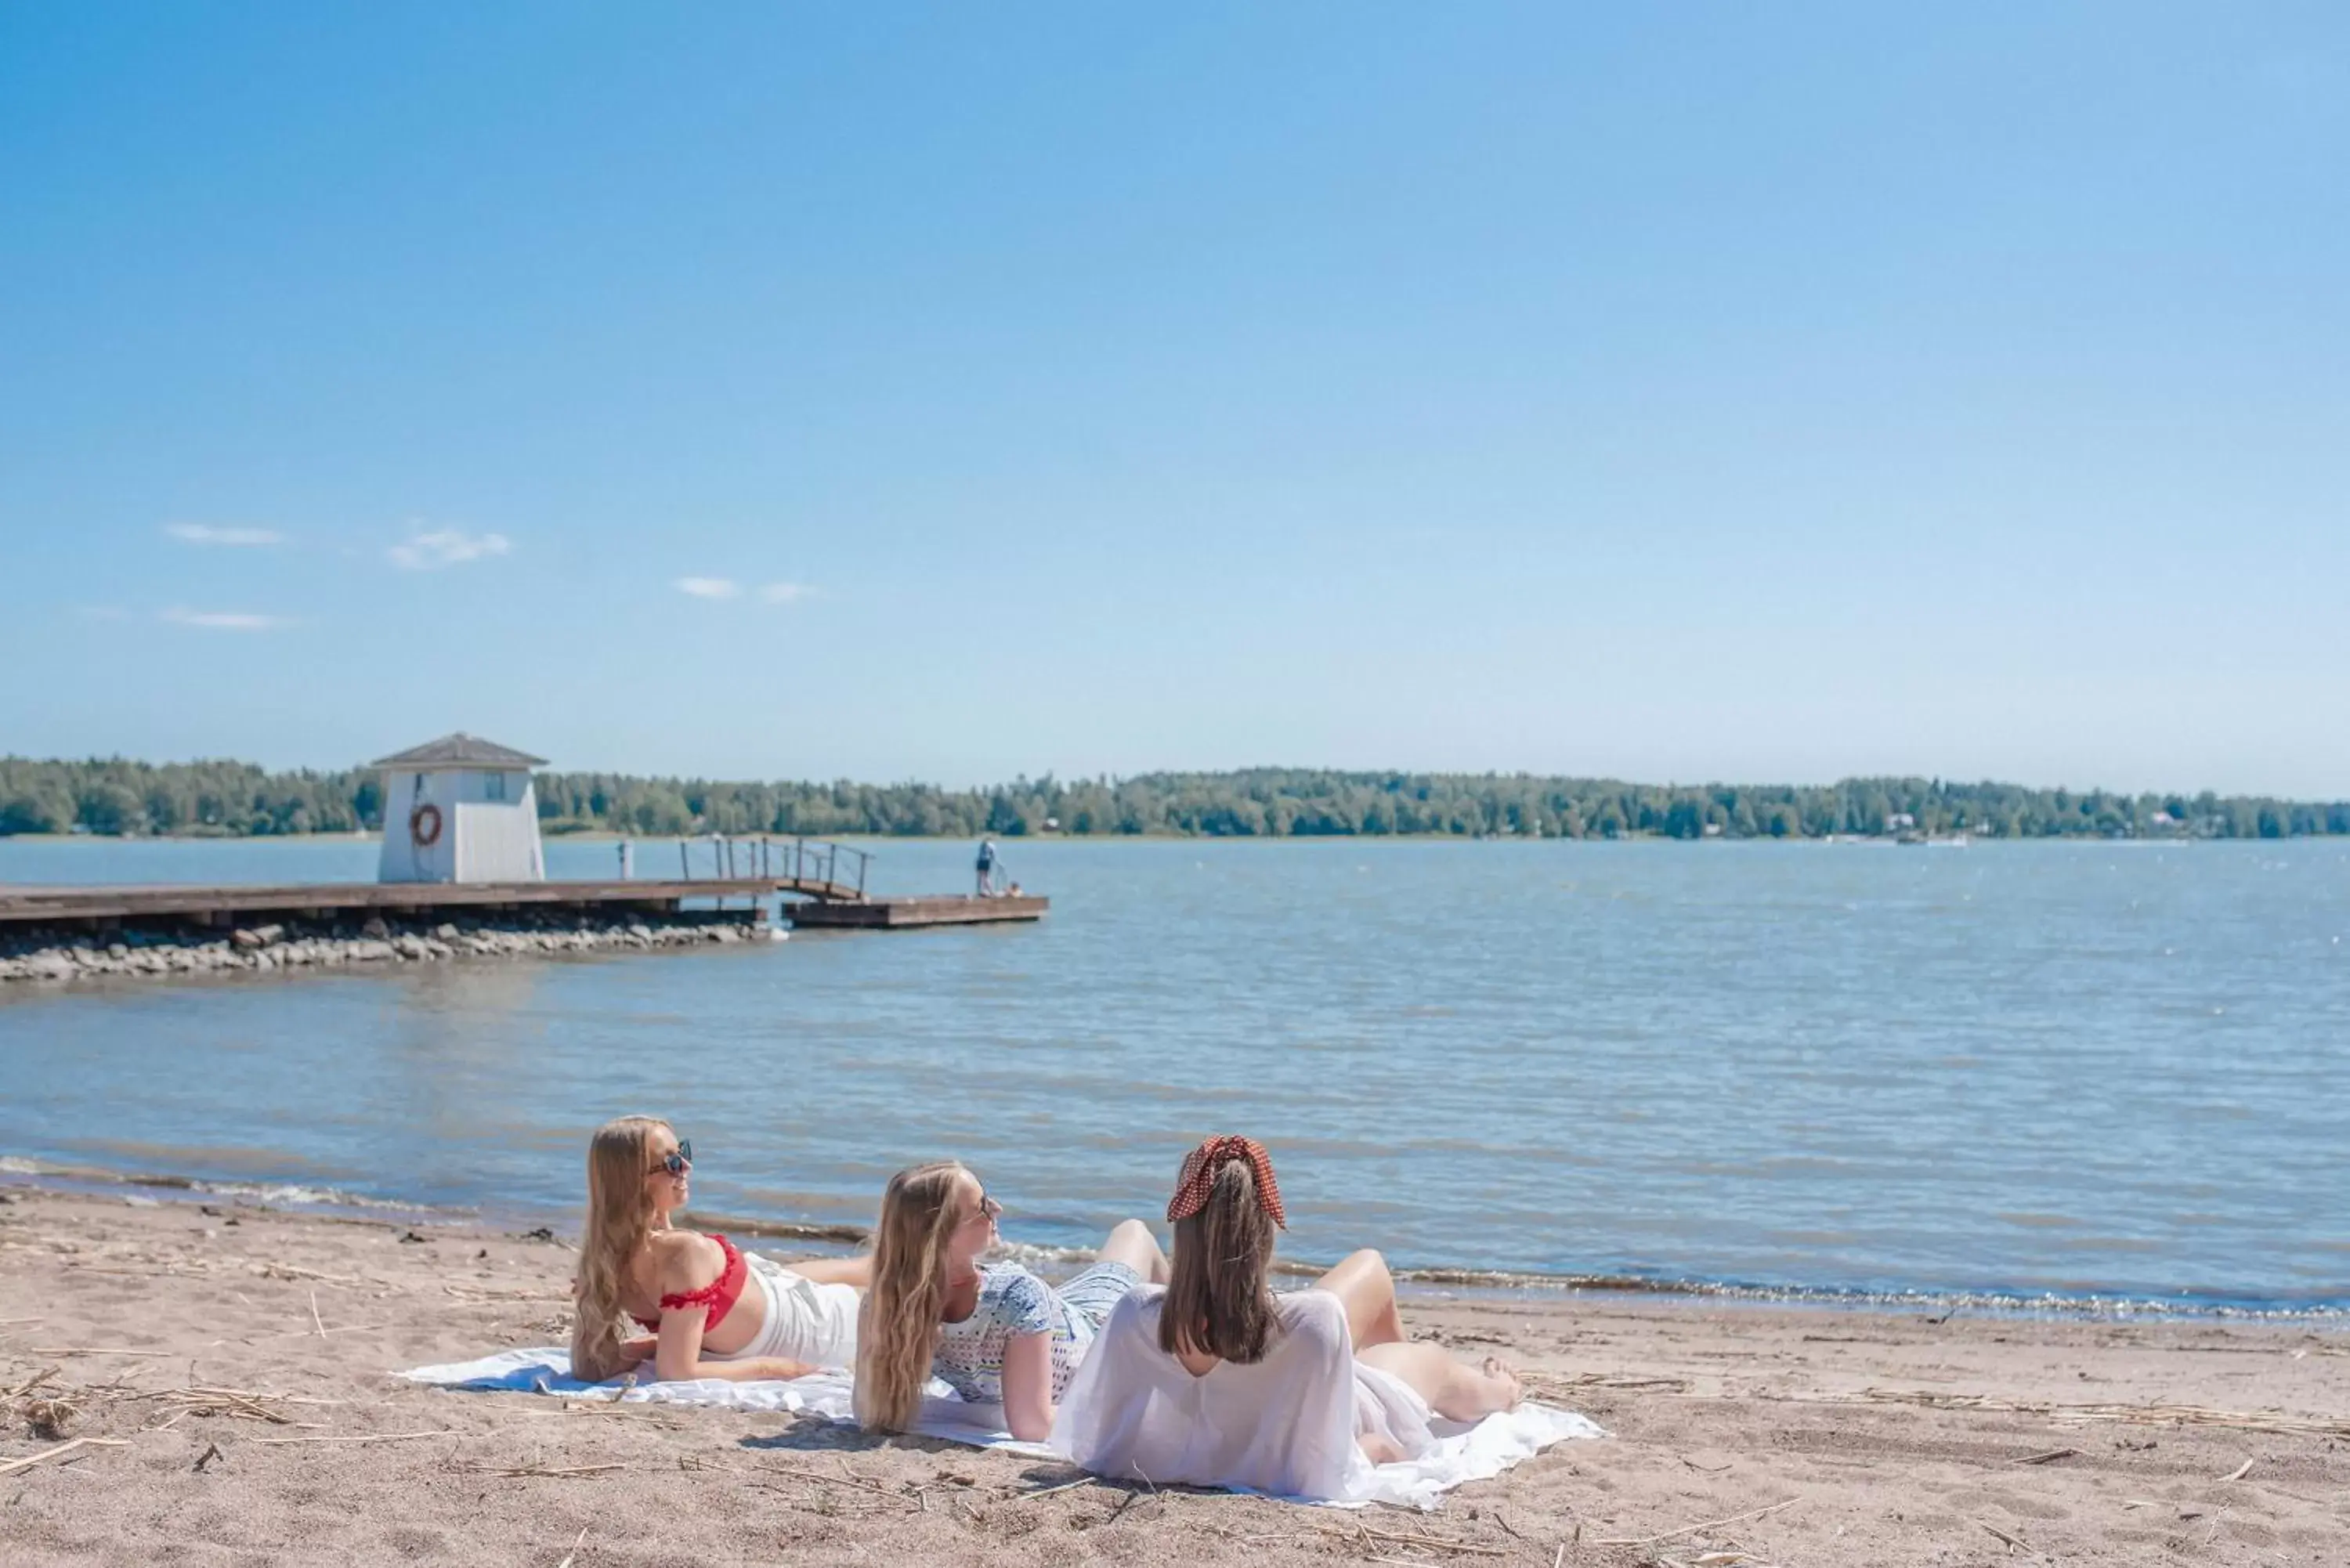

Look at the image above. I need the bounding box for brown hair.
[571,1115,667,1382]
[1160,1154,1280,1363]
[855,1161,968,1432]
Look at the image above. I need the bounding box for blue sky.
[2,4,2343,793]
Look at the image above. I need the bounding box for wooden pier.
[0,838,1045,934]
[0,877,804,928]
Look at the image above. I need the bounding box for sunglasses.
[970,1180,1003,1222]
[649,1139,693,1176]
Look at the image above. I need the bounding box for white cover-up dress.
[1049,1284,1434,1501]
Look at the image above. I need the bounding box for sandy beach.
[0,1187,2341,1566]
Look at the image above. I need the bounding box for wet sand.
[1,1186,2343,1566]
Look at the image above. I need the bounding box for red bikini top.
[630,1234,747,1333]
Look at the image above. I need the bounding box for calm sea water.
[2,836,2345,1313]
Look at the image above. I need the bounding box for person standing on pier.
[976,836,999,897]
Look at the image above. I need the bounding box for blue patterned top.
[930,1261,1137,1406]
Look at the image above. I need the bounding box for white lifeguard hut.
[373,733,549,884]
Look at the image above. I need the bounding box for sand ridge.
[1,1186,2344,1565]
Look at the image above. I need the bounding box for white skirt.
[711,1252,860,1371]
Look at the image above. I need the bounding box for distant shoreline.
[9,757,2343,843]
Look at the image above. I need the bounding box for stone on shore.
[0,907,768,988]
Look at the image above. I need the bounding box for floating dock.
[787,894,1048,930]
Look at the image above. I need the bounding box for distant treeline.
[3,757,2346,842]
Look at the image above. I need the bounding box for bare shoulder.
[645,1229,721,1289]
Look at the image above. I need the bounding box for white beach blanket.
[395,1347,1602,1508]
[396,1348,1054,1456]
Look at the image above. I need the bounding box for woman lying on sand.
[569,1116,871,1382]
[855,1160,1168,1442]
[1050,1135,1522,1499]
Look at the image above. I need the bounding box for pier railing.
[667,835,870,899]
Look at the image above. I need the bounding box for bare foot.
[1483,1356,1524,1409]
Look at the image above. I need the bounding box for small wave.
[0,1155,471,1219]
[202,1180,449,1212]
[1382,1268,2349,1322]
[675,1210,869,1246]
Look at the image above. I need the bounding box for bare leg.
[1095,1218,1171,1284]
[787,1255,872,1289]
[1312,1248,1407,1349]
[1356,1342,1523,1422]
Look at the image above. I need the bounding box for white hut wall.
[454,794,544,881]
[380,768,540,883]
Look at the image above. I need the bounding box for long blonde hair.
[571,1115,668,1382]
[1162,1156,1281,1363]
[855,1160,968,1432]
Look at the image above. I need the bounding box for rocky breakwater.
[0,909,772,985]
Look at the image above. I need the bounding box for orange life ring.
[410,802,444,847]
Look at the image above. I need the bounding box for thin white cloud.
[674,577,742,599]
[161,607,295,632]
[759,581,816,605]
[167,523,286,547]
[388,528,513,570]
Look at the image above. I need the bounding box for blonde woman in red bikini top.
[569,1116,871,1383]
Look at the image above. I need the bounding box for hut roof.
[371,733,549,769]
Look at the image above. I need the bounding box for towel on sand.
[395,1347,1603,1509]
